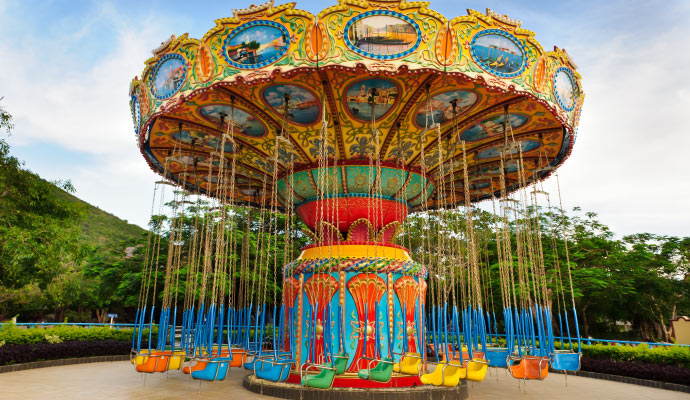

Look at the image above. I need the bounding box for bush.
[0,323,156,345]
[0,340,130,366]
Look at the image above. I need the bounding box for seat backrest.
[373,358,394,372]
[551,353,580,372]
[523,357,548,379]
[485,349,509,367]
[333,355,348,374]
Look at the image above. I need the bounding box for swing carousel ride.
[128,0,584,397]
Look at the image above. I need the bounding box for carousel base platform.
[243,374,468,400]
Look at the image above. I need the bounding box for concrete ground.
[0,361,687,400]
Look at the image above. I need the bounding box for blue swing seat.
[246,351,292,370]
[551,351,581,372]
[243,351,265,370]
[191,357,233,381]
[485,348,510,367]
[254,355,295,382]
[244,357,260,371]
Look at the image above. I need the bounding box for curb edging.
[551,369,690,393]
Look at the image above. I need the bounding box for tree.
[0,98,87,320]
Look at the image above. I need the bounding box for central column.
[278,162,432,382]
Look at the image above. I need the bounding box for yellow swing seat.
[420,360,467,387]
[131,350,151,366]
[167,350,187,370]
[466,359,489,382]
[393,353,422,375]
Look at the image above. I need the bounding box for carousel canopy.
[129,0,583,212]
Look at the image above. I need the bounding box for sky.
[1,0,689,237]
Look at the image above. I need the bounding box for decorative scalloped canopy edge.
[129,0,584,212]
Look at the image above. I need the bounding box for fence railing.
[1,322,136,330]
[424,330,690,348]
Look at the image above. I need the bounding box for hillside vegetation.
[54,189,145,249]
[1,101,147,322]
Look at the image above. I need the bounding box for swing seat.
[244,358,259,371]
[357,357,394,383]
[191,357,232,381]
[332,353,349,375]
[393,353,422,375]
[459,347,484,361]
[135,351,171,373]
[466,359,489,382]
[300,353,348,389]
[551,351,581,372]
[183,349,232,374]
[166,351,187,370]
[183,359,208,374]
[254,356,295,382]
[245,351,291,371]
[243,352,263,371]
[508,356,549,380]
[131,350,151,366]
[420,360,467,387]
[301,364,337,389]
[229,349,248,367]
[485,348,510,367]
[461,351,484,360]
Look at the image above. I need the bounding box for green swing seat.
[357,357,394,383]
[301,353,349,389]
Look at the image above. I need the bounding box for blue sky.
[1,0,689,236]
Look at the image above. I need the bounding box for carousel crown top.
[129,0,583,213]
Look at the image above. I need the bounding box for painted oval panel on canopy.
[345,10,421,59]
[460,114,528,142]
[197,105,266,137]
[344,78,399,122]
[553,67,577,111]
[150,54,187,99]
[262,84,321,125]
[222,20,290,69]
[414,90,478,127]
[471,29,526,78]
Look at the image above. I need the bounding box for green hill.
[54,189,147,248]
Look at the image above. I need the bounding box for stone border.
[243,374,468,400]
[551,369,690,393]
[0,355,129,374]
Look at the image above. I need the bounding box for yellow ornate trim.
[299,244,411,261]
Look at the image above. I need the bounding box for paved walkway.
[0,361,686,400]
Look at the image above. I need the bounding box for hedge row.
[0,340,130,366]
[580,343,690,369]
[0,324,155,345]
[581,357,690,386]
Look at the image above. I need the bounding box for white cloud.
[0,3,172,227]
